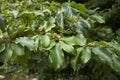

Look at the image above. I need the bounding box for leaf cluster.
[0,0,120,80]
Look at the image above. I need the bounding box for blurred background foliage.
[0,0,120,80]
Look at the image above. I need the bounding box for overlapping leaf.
[71,47,83,71]
[90,15,105,23]
[44,17,55,32]
[92,46,112,64]
[0,14,6,32]
[62,34,86,46]
[0,44,5,53]
[49,43,64,70]
[81,47,91,63]
[56,10,64,28]
[92,46,120,72]
[4,43,13,62]
[40,34,51,48]
[71,1,86,12]
[60,41,74,54]
[15,37,35,51]
[11,43,25,56]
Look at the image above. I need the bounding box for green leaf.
[71,47,83,71]
[60,41,74,54]
[74,34,87,46]
[4,43,13,62]
[90,15,105,23]
[77,47,84,55]
[81,47,91,63]
[56,11,64,28]
[33,35,40,51]
[11,43,25,56]
[93,46,120,73]
[44,17,55,32]
[112,54,120,72]
[0,14,6,32]
[49,43,64,70]
[15,37,35,51]
[44,40,55,50]
[75,22,88,34]
[0,44,5,53]
[17,25,26,33]
[66,17,75,23]
[41,34,50,48]
[18,11,35,26]
[62,36,74,45]
[13,25,26,37]
[62,34,86,46]
[62,2,74,18]
[108,41,120,55]
[92,47,112,64]
[81,18,91,28]
[71,1,86,12]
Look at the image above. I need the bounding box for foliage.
[0,0,120,80]
[84,0,120,31]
